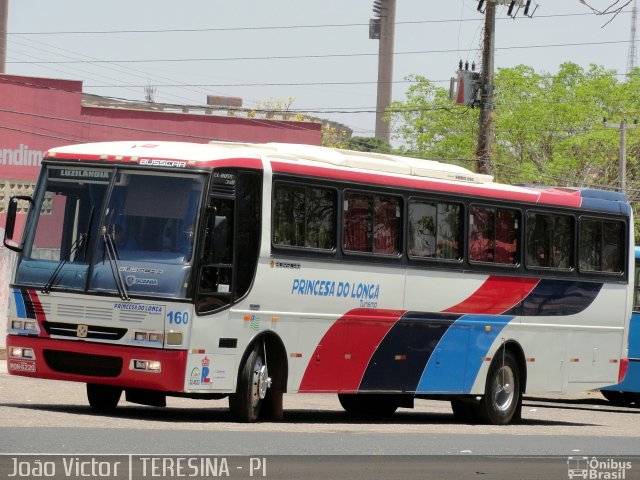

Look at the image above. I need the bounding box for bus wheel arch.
[229,332,288,422]
[478,341,526,425]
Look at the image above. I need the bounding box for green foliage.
[343,136,392,153]
[388,64,640,232]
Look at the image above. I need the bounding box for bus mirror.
[3,195,33,253]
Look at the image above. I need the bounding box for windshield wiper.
[42,233,87,294]
[102,225,130,301]
[42,206,95,294]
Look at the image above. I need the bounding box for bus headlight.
[166,332,183,346]
[10,347,35,359]
[24,321,37,331]
[130,359,161,373]
[134,332,148,341]
[148,333,163,343]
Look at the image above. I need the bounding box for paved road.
[1,362,639,457]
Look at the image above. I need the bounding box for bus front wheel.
[229,344,271,422]
[86,384,122,411]
[477,350,521,425]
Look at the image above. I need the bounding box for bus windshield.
[15,166,205,299]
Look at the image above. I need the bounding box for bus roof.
[45,140,630,214]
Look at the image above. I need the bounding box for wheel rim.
[250,356,269,407]
[491,365,515,413]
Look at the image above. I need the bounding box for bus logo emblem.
[77,324,88,338]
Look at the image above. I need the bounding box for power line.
[5,12,615,36]
[7,40,637,65]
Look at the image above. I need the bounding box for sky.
[5,0,638,142]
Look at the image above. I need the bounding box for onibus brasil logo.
[567,457,632,479]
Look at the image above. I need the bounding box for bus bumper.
[6,335,187,392]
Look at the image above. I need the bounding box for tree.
[387,74,478,170]
[388,63,640,230]
[343,136,392,153]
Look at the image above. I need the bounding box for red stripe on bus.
[26,289,50,337]
[443,276,540,315]
[298,308,405,393]
[270,161,583,207]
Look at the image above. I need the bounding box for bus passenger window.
[469,206,519,265]
[525,213,573,269]
[344,192,401,256]
[579,218,624,273]
[408,199,461,260]
[272,184,335,250]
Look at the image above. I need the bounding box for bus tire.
[86,384,122,411]
[478,350,521,425]
[601,390,637,407]
[338,394,399,417]
[229,344,269,422]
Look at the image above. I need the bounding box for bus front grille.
[43,321,127,340]
[43,350,123,377]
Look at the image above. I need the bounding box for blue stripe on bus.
[416,314,513,394]
[357,312,461,392]
[580,196,631,215]
[13,288,27,318]
[503,280,602,317]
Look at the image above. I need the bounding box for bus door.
[196,169,261,315]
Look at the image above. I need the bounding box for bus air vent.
[218,338,237,349]
[43,321,127,340]
[43,350,123,377]
[210,183,235,196]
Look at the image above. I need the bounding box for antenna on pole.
[627,0,638,75]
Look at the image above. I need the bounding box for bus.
[3,140,634,425]
[600,246,640,406]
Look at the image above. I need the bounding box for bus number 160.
[167,311,189,324]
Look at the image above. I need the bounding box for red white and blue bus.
[3,140,634,425]
[600,246,640,406]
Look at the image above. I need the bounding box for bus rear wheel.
[338,394,399,417]
[86,384,122,411]
[229,344,271,422]
[477,350,521,425]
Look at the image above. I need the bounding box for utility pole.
[0,0,8,73]
[604,118,638,195]
[370,0,396,144]
[476,1,496,175]
[474,0,535,175]
[619,119,627,193]
[628,0,638,75]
